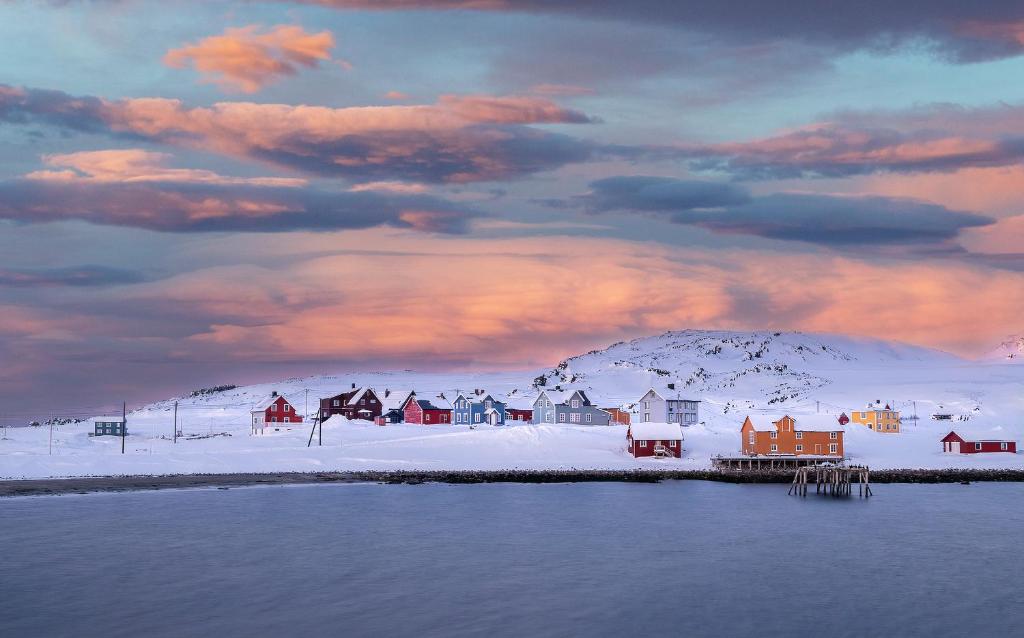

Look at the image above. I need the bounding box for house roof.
[381,390,414,412]
[251,394,286,412]
[745,414,845,432]
[629,422,683,440]
[416,395,451,410]
[537,389,592,406]
[942,430,1014,443]
[91,416,125,422]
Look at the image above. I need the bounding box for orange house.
[603,407,631,425]
[741,415,844,458]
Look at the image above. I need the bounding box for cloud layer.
[582,176,994,247]
[0,85,596,182]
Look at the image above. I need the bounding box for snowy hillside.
[988,335,1024,362]
[3,330,1024,478]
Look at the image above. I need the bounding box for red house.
[941,431,1017,454]
[404,394,452,425]
[251,391,302,434]
[505,408,533,423]
[627,422,683,458]
[319,385,382,422]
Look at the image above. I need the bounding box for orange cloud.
[117,230,1024,365]
[26,149,307,187]
[164,25,339,93]
[856,166,1024,217]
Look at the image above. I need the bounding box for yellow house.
[850,403,901,433]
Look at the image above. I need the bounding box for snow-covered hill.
[987,335,1024,363]
[3,330,1023,478]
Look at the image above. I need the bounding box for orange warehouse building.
[741,415,845,458]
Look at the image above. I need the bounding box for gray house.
[635,388,700,426]
[532,389,610,426]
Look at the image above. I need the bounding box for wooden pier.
[788,464,872,498]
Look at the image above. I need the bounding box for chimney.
[667,383,675,390]
[352,383,356,389]
[385,389,391,398]
[271,391,278,397]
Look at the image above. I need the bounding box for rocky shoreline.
[3,468,1024,497]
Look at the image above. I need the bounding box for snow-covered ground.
[3,330,1023,479]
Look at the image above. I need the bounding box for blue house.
[452,391,506,426]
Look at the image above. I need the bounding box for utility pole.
[173,401,178,444]
[121,401,126,454]
[48,417,53,455]
[816,400,820,414]
[304,388,309,421]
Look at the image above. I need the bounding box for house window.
[360,399,365,405]
[371,399,376,404]
[333,400,340,407]
[559,413,566,423]
[640,440,647,448]
[830,432,838,439]
[644,401,649,409]
[571,399,580,408]
[975,443,982,451]
[585,414,592,423]
[1001,442,1008,450]
[271,417,278,423]
[829,443,838,454]
[770,431,777,439]
[271,404,277,412]
[570,413,580,423]
[284,404,291,412]
[474,413,481,423]
[795,431,803,439]
[770,444,778,452]
[795,444,803,452]
[748,432,755,445]
[284,417,290,423]
[669,441,676,448]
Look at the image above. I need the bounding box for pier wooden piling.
[788,464,871,498]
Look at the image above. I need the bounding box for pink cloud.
[163,25,339,93]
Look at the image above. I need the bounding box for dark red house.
[941,431,1017,454]
[505,408,533,423]
[251,392,302,434]
[627,422,683,458]
[404,395,452,425]
[319,385,382,422]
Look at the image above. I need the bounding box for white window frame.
[795,444,803,452]
[585,413,592,423]
[1001,442,1008,450]
[770,431,777,439]
[829,443,838,454]
[830,432,838,440]
[559,413,566,423]
[770,444,778,452]
[748,432,755,445]
[795,431,803,439]
[571,399,580,409]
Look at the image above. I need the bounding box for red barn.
[404,395,452,425]
[251,392,302,434]
[941,431,1017,454]
[627,422,683,458]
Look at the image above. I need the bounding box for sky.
[2,0,1024,419]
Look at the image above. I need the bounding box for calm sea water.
[3,481,1023,637]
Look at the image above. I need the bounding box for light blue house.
[531,389,610,426]
[452,391,506,426]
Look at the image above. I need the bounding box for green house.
[92,416,126,437]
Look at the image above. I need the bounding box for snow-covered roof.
[629,422,683,440]
[381,390,413,412]
[417,395,452,410]
[91,416,125,422]
[251,394,286,412]
[943,430,1015,443]
[746,414,845,432]
[537,389,592,406]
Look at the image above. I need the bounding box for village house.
[850,401,901,433]
[452,390,506,426]
[251,391,303,434]
[375,389,413,425]
[531,389,611,426]
[404,394,452,425]
[634,387,700,426]
[91,415,126,437]
[627,422,683,458]
[941,431,1017,454]
[504,399,533,424]
[603,407,631,426]
[319,385,382,422]
[741,414,844,458]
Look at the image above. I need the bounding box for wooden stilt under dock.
[788,465,872,498]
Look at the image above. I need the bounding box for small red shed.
[627,422,683,458]
[941,431,1017,454]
